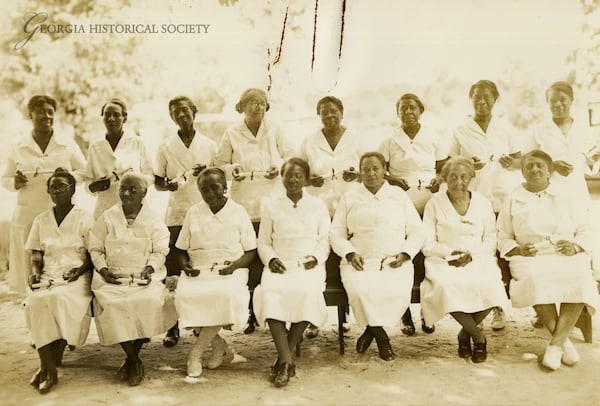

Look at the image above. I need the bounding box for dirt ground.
[0,280,598,406]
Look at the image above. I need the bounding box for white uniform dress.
[24,207,93,348]
[174,199,256,330]
[215,119,293,222]
[330,182,424,327]
[420,192,510,325]
[449,116,523,213]
[88,204,177,345]
[85,132,154,219]
[497,184,599,313]
[253,193,330,328]
[526,118,599,210]
[299,128,364,216]
[378,124,447,214]
[155,131,217,227]
[1,132,85,294]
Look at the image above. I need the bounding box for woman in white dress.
[379,93,448,336]
[449,80,523,330]
[525,81,600,210]
[85,98,153,219]
[155,96,218,347]
[88,173,177,386]
[25,168,93,394]
[330,152,424,361]
[2,95,85,295]
[254,158,330,387]
[215,88,294,334]
[497,150,599,371]
[420,157,509,363]
[173,167,257,381]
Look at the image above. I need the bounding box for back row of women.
[3,80,600,394]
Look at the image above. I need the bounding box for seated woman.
[173,167,256,381]
[420,157,510,363]
[88,173,177,386]
[497,150,599,371]
[253,158,330,388]
[24,168,94,394]
[330,152,424,360]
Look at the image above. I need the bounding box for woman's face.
[198,173,227,210]
[30,102,55,134]
[282,164,306,195]
[169,100,195,130]
[48,176,74,206]
[318,101,343,130]
[397,99,422,127]
[522,156,551,188]
[547,89,572,121]
[470,87,496,117]
[119,177,146,209]
[360,157,385,191]
[445,164,473,193]
[242,92,267,123]
[103,103,126,135]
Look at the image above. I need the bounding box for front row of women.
[24,150,598,394]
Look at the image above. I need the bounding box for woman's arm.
[421,200,453,258]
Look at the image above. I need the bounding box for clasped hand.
[15,170,28,190]
[346,252,409,271]
[448,250,472,267]
[554,160,573,177]
[342,167,359,182]
[269,256,317,273]
[89,177,111,193]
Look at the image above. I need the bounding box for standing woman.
[330,152,424,360]
[173,168,256,381]
[85,98,153,219]
[25,168,94,393]
[215,88,294,333]
[526,81,600,209]
[155,96,218,347]
[253,158,330,387]
[449,80,523,330]
[2,95,85,295]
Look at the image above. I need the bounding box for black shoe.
[421,319,435,334]
[376,340,395,361]
[38,369,57,394]
[471,339,487,363]
[29,369,42,387]
[117,358,131,381]
[273,363,291,388]
[458,334,472,358]
[356,328,374,354]
[268,358,279,382]
[128,359,144,386]
[244,314,258,335]
[401,319,416,336]
[162,326,179,348]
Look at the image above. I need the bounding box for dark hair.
[235,88,270,113]
[468,80,499,100]
[28,95,57,113]
[46,167,76,188]
[168,96,198,115]
[396,93,424,114]
[316,96,344,115]
[546,81,573,101]
[521,149,554,174]
[440,157,476,181]
[281,157,310,179]
[359,151,386,170]
[101,98,128,117]
[197,167,227,188]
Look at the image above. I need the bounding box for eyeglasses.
[246,100,267,108]
[48,184,72,194]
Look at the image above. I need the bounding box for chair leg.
[575,307,592,343]
[338,305,345,355]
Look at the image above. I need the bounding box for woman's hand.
[346,252,364,271]
[218,260,235,275]
[98,267,121,284]
[232,166,246,182]
[65,267,83,282]
[264,166,279,180]
[183,261,199,277]
[555,240,580,256]
[389,253,411,268]
[554,160,573,177]
[14,171,28,190]
[192,163,207,177]
[309,176,325,187]
[426,178,440,193]
[28,272,42,288]
[303,255,318,270]
[506,244,537,257]
[164,275,179,291]
[472,157,486,170]
[269,258,286,274]
[89,177,111,193]
[498,155,514,169]
[342,167,359,182]
[387,176,409,190]
[166,180,179,191]
[448,250,472,267]
[141,266,154,282]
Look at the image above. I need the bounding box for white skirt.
[420,256,510,325]
[24,274,93,348]
[341,259,413,328]
[174,268,249,330]
[91,274,178,345]
[253,263,327,328]
[508,253,599,314]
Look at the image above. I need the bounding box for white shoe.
[542,345,562,371]
[491,308,506,331]
[561,339,580,366]
[187,355,203,378]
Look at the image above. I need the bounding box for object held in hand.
[444,254,462,262]
[31,279,69,290]
[379,256,395,270]
[236,170,269,180]
[192,262,230,275]
[4,167,55,179]
[116,273,150,285]
[533,237,556,255]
